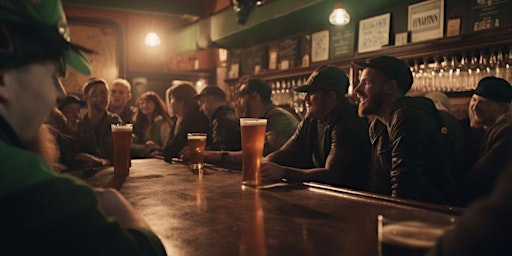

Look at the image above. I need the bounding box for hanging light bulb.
[144,32,161,47]
[329,3,350,26]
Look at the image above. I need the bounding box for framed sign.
[311,30,329,62]
[408,0,444,43]
[358,13,391,53]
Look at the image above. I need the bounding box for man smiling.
[352,56,458,205]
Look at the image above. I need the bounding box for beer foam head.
[111,124,133,132]
[381,222,446,249]
[187,133,207,140]
[240,118,267,126]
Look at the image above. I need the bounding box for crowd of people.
[3,0,512,255]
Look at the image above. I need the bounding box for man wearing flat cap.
[352,56,458,205]
[0,1,165,255]
[461,76,512,204]
[261,65,371,190]
[196,86,241,151]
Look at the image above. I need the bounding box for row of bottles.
[408,45,512,92]
[268,76,309,117]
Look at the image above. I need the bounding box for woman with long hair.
[162,83,211,162]
[131,91,174,157]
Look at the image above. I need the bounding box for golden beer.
[187,133,207,171]
[111,124,133,175]
[240,118,267,186]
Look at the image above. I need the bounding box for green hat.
[0,0,92,75]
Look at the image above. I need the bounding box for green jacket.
[0,116,166,256]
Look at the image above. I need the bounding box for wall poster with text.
[358,13,391,53]
[408,0,444,42]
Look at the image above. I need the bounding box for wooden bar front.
[69,159,461,256]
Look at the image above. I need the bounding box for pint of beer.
[187,133,207,171]
[377,215,454,256]
[111,124,133,175]
[240,118,267,186]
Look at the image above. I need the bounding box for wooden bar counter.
[68,158,462,256]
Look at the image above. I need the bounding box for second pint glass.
[187,133,207,171]
[111,124,133,176]
[240,118,267,186]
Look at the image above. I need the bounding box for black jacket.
[207,105,241,151]
[370,97,458,205]
[163,109,211,162]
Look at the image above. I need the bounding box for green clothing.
[260,104,299,156]
[0,116,166,256]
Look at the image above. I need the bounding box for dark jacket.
[207,105,241,151]
[462,115,512,204]
[75,111,122,162]
[370,97,458,205]
[163,109,211,162]
[266,103,371,190]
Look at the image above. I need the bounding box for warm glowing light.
[144,32,161,47]
[329,4,350,26]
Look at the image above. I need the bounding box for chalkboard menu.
[329,22,355,59]
[278,37,300,69]
[241,45,267,75]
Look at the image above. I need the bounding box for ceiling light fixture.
[145,32,161,47]
[329,3,350,26]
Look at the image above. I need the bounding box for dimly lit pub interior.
[2,0,512,255]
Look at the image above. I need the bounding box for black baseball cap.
[58,94,86,110]
[295,65,349,94]
[474,76,512,103]
[0,0,93,76]
[352,56,413,93]
[195,86,226,100]
[239,78,272,102]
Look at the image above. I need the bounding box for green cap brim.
[64,47,91,75]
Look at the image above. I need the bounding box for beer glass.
[240,118,267,186]
[187,133,207,171]
[377,215,454,256]
[111,124,133,176]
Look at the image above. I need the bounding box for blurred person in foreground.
[461,76,512,205]
[427,159,512,256]
[0,1,166,255]
[352,56,458,205]
[107,78,136,124]
[196,78,298,165]
[260,66,371,190]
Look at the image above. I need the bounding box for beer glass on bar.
[187,133,207,171]
[377,215,454,256]
[240,118,267,186]
[111,124,133,176]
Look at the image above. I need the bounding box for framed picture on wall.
[311,30,329,62]
[408,0,444,42]
[358,13,391,53]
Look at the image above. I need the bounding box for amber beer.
[378,215,450,256]
[240,118,267,186]
[187,133,207,171]
[111,124,133,175]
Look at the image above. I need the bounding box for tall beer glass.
[240,118,267,186]
[111,124,133,176]
[187,133,207,171]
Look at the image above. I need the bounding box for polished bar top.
[69,159,461,256]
